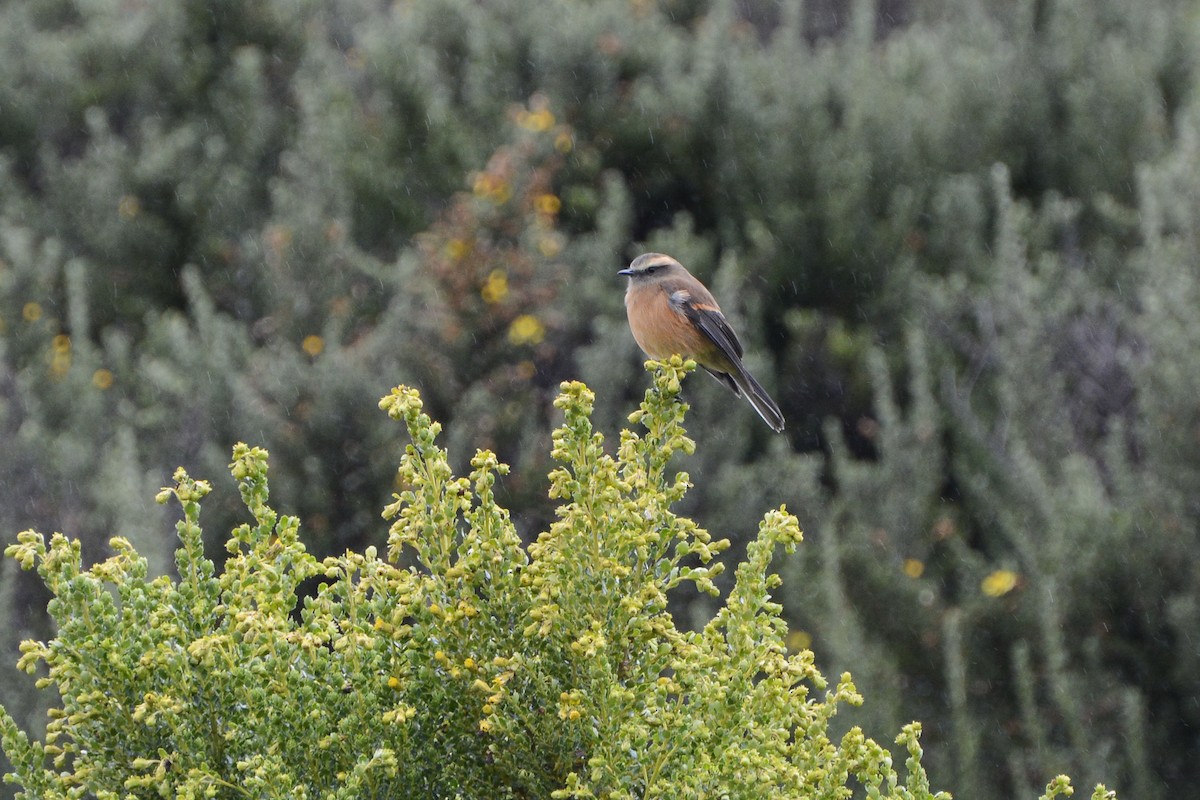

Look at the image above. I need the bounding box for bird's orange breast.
[625,283,692,358]
[625,283,728,369]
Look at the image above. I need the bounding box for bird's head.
[618,253,686,283]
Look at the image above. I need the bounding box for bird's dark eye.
[644,265,659,275]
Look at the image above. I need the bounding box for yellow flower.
[519,108,555,132]
[49,338,71,377]
[902,559,925,579]
[535,194,561,215]
[22,302,42,322]
[302,335,325,357]
[982,569,1019,597]
[92,369,114,390]
[444,238,469,261]
[554,131,573,153]
[472,174,492,197]
[508,314,545,346]
[481,270,509,304]
[387,676,400,689]
[472,174,512,204]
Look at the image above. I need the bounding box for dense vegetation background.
[1,0,1198,796]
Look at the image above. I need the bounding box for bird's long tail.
[729,364,785,433]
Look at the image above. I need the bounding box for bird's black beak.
[617,268,634,276]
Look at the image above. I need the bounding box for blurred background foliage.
[1,0,1198,796]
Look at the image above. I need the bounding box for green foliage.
[4,362,955,798]
[3,0,1200,797]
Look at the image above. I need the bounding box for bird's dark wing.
[669,289,744,361]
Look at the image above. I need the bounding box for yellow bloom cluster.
[481,269,509,304]
[982,569,1019,597]
[508,314,545,346]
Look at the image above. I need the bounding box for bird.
[618,252,785,432]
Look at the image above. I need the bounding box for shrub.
[0,364,825,794]
[0,361,1114,798]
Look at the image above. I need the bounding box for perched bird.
[619,252,785,432]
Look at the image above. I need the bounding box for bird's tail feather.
[731,366,785,433]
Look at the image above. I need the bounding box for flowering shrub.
[405,94,573,411]
[1,360,1110,798]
